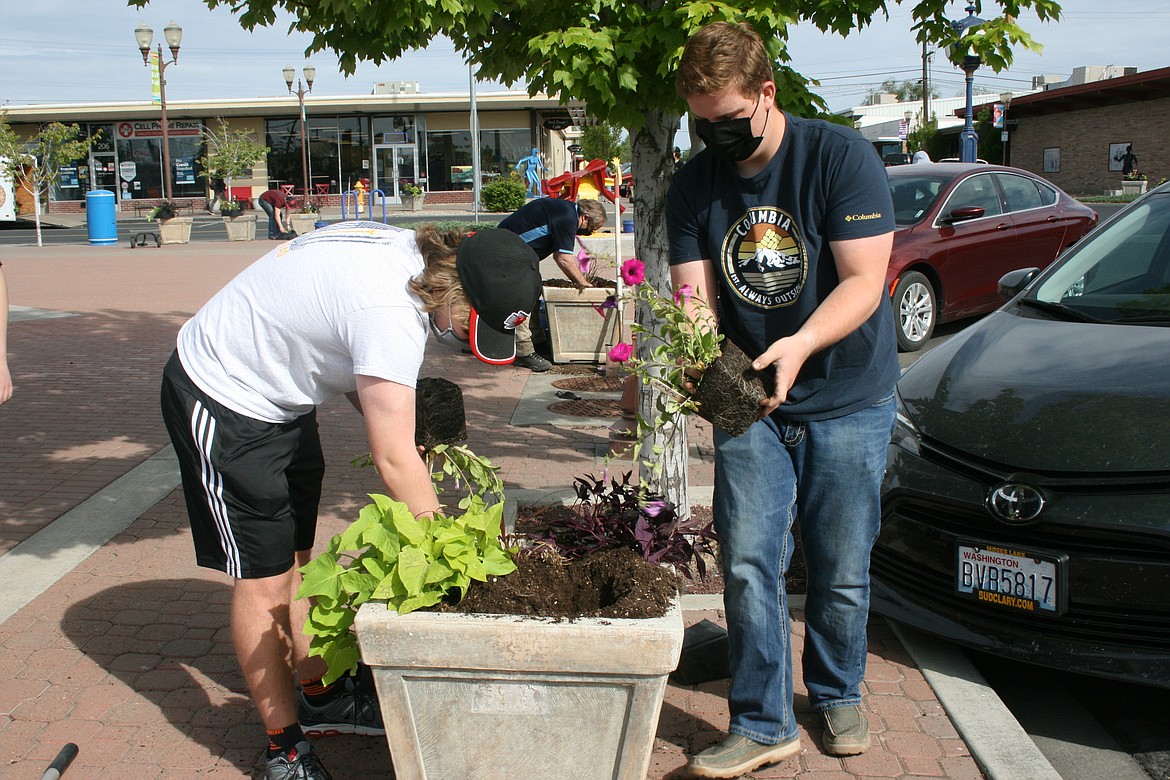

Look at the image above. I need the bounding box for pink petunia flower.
[620,257,645,286]
[608,342,634,363]
[673,284,694,305]
[642,500,669,518]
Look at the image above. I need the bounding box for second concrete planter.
[543,284,620,363]
[355,598,683,780]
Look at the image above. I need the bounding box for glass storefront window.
[267,116,370,196]
[480,128,531,182]
[104,119,204,201]
[425,130,472,191]
[424,128,530,190]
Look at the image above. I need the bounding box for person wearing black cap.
[158,222,540,780]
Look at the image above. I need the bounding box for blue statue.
[515,147,547,198]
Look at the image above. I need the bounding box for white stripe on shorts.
[190,400,242,577]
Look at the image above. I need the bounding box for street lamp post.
[949,3,985,163]
[902,110,912,154]
[283,65,316,208]
[134,21,182,201]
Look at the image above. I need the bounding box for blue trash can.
[85,189,118,246]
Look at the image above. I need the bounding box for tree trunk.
[630,108,688,516]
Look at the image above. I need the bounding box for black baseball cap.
[456,229,542,365]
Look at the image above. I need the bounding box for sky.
[1,0,1167,135]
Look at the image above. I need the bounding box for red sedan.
[886,163,1097,350]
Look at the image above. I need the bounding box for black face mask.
[576,227,593,236]
[695,97,768,163]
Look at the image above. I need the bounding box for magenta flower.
[608,342,634,363]
[576,248,592,277]
[620,257,645,286]
[673,284,694,305]
[642,500,669,518]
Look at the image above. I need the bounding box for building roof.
[1,91,576,124]
[1006,66,1170,116]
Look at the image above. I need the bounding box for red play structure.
[543,158,626,211]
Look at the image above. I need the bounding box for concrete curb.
[891,621,1061,780]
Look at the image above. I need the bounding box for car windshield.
[888,174,948,226]
[1032,191,1170,324]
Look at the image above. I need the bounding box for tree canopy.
[166,0,1062,131]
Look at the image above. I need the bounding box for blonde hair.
[676,22,774,99]
[409,224,470,327]
[576,198,607,231]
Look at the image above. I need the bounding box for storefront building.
[3,90,577,213]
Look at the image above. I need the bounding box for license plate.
[955,542,1066,615]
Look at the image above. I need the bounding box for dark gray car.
[873,182,1170,687]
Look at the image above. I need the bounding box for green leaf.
[395,547,430,596]
[297,552,342,601]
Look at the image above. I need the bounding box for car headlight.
[892,391,921,456]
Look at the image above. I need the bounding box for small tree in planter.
[197,119,267,212]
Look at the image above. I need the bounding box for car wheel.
[893,271,936,352]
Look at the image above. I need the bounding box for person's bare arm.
[355,375,441,517]
[553,251,592,288]
[753,232,893,415]
[0,268,11,404]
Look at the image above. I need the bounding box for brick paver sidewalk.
[0,239,982,778]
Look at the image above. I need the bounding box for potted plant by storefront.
[218,199,256,241]
[298,387,710,780]
[149,200,193,245]
[1121,169,1149,196]
[401,182,425,212]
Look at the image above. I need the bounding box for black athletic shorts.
[160,351,325,579]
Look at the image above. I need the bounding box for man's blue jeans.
[713,391,895,745]
[258,199,280,239]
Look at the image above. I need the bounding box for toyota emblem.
[986,483,1045,524]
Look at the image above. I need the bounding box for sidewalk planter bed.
[289,212,318,236]
[543,283,620,363]
[157,216,193,245]
[222,213,256,241]
[355,597,683,780]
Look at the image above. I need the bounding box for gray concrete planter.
[289,212,319,235]
[355,598,683,780]
[156,216,192,244]
[222,213,256,241]
[543,284,620,363]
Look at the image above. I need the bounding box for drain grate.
[548,399,622,418]
[551,376,625,392]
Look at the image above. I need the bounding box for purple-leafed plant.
[524,471,718,580]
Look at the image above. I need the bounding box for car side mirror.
[941,206,985,224]
[998,267,1039,301]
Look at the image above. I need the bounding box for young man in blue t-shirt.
[667,21,898,779]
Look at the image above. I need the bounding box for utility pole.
[922,38,931,131]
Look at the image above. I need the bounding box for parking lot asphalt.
[0,222,1059,778]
